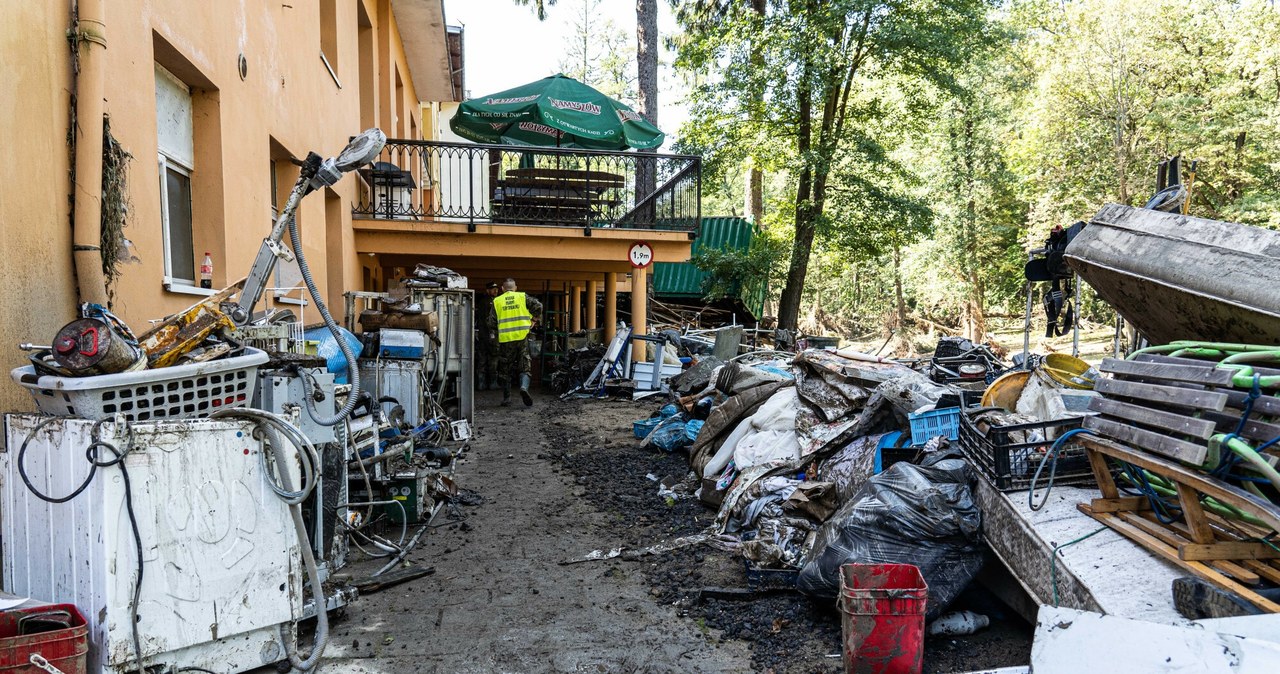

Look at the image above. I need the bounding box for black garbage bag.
[796,458,983,621]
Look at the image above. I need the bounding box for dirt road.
[321,391,754,673]
[321,390,1030,673]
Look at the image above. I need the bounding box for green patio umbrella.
[449,74,664,150]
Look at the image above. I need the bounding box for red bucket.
[0,604,89,674]
[838,563,928,674]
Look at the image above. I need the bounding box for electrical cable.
[17,418,146,674]
[286,208,361,427]
[1029,427,1096,511]
[213,410,327,673]
[1049,526,1108,607]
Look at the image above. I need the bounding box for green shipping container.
[651,216,767,319]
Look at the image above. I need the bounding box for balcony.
[351,139,701,234]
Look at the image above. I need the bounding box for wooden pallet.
[1079,434,1280,613]
[1085,357,1280,466]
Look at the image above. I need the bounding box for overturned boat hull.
[1065,204,1280,345]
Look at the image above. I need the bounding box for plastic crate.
[11,347,268,422]
[744,560,798,590]
[957,411,1095,492]
[908,407,961,446]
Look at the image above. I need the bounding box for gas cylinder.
[52,317,145,375]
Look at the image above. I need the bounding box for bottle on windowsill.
[200,252,213,289]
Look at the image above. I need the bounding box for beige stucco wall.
[0,2,80,412]
[0,0,441,412]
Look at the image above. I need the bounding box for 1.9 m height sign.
[628,241,653,268]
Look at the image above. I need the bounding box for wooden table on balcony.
[493,168,625,225]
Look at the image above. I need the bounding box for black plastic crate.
[958,411,1096,492]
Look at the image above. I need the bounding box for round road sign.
[628,241,654,268]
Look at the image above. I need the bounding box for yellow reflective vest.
[494,291,533,343]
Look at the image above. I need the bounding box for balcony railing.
[351,139,701,233]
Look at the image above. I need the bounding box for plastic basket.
[908,407,961,446]
[632,417,662,439]
[11,348,268,423]
[958,411,1095,492]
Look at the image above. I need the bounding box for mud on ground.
[542,395,1033,674]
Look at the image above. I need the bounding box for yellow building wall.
[0,0,438,411]
[0,2,80,411]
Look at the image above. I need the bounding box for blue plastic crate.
[908,407,961,446]
[633,417,662,439]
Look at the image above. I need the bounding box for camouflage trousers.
[475,342,497,386]
[496,338,532,390]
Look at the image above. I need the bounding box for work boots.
[500,385,511,406]
[519,374,533,407]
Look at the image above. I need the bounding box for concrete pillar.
[570,284,582,333]
[604,271,618,343]
[586,279,599,330]
[631,266,648,361]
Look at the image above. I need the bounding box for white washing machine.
[1,415,303,673]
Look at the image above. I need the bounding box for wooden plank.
[1177,483,1217,544]
[1242,560,1280,585]
[1081,506,1280,613]
[1088,398,1217,440]
[1095,377,1229,411]
[1201,410,1280,445]
[1080,435,1280,532]
[1089,496,1150,513]
[1084,416,1209,465]
[1101,358,1235,386]
[1179,542,1280,562]
[1118,512,1260,585]
[1086,448,1120,499]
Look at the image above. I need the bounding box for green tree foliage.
[674,0,1280,347]
[673,0,998,331]
[558,0,637,103]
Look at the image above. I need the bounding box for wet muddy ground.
[323,390,1031,673]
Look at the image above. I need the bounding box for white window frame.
[158,152,196,288]
[271,160,308,306]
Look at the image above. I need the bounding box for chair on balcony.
[359,161,417,220]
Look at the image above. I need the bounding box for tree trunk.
[893,241,906,329]
[635,0,658,224]
[745,0,766,226]
[777,73,814,332]
[745,164,763,225]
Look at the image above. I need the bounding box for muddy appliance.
[407,288,474,430]
[1,416,304,674]
[253,363,354,580]
[2,128,389,674]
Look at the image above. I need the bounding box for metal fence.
[351,139,701,232]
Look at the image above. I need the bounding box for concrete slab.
[1033,606,1280,673]
[975,482,1184,623]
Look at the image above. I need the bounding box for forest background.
[522,0,1280,353]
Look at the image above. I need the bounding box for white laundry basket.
[11,347,268,422]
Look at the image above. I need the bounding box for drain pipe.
[71,0,110,306]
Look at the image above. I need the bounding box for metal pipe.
[71,0,109,306]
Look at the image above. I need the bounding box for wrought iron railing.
[351,139,701,233]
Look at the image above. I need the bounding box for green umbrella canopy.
[449,74,664,151]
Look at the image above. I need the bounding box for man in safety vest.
[487,278,543,406]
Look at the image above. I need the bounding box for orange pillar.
[586,279,599,330]
[604,271,618,343]
[570,284,582,333]
[631,266,648,361]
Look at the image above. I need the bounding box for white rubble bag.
[703,387,801,477]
